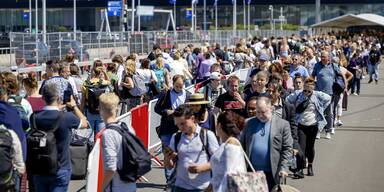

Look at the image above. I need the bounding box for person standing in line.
[210,111,247,192]
[311,51,345,139]
[285,78,331,177]
[154,75,188,186]
[23,72,45,112]
[31,84,88,192]
[164,105,219,192]
[240,97,293,191]
[99,93,136,192]
[368,45,381,84]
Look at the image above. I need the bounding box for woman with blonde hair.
[119,59,142,114]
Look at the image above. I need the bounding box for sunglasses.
[303,90,312,94]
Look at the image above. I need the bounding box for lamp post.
[269,5,273,32]
[233,0,237,36]
[73,0,76,40]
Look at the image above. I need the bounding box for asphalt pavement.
[69,68,384,192]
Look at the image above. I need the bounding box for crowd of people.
[0,31,382,192]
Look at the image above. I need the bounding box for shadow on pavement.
[137,183,166,189]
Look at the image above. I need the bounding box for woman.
[243,71,269,103]
[293,74,304,91]
[152,57,170,96]
[23,72,45,112]
[2,72,33,131]
[81,61,111,133]
[137,58,158,102]
[210,111,247,192]
[286,78,331,176]
[69,63,84,103]
[185,93,216,132]
[282,66,294,91]
[119,59,142,114]
[333,55,352,129]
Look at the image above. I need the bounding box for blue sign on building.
[107,1,122,17]
[23,10,29,21]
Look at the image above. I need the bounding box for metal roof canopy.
[311,13,384,29]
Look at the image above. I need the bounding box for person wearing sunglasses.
[289,54,309,80]
[285,78,331,177]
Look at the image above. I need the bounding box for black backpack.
[106,122,151,182]
[27,112,64,176]
[0,125,17,190]
[86,79,110,114]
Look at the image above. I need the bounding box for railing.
[6,30,300,70]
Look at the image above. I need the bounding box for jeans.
[350,77,361,94]
[368,63,380,81]
[33,169,71,192]
[86,111,105,134]
[298,124,318,164]
[160,134,174,183]
[324,96,334,132]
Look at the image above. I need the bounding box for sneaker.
[362,75,365,79]
[331,128,335,135]
[316,132,321,139]
[368,79,373,84]
[325,132,331,139]
[335,120,343,126]
[353,93,358,96]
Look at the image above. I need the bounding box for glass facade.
[1,3,384,32]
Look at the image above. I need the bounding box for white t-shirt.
[136,69,157,84]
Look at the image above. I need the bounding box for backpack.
[0,125,17,190]
[153,68,165,91]
[27,112,64,176]
[129,72,148,97]
[106,122,151,182]
[8,95,29,131]
[86,79,111,114]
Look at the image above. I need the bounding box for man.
[40,61,74,104]
[198,72,226,109]
[32,84,87,191]
[99,93,136,191]
[305,47,319,75]
[246,96,257,118]
[164,105,219,192]
[240,97,293,190]
[311,51,343,139]
[290,54,309,79]
[267,82,302,178]
[368,45,381,84]
[215,75,246,115]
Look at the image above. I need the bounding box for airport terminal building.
[1,0,384,32]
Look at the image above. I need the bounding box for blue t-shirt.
[290,65,309,79]
[34,108,81,171]
[250,120,271,172]
[0,101,26,161]
[312,63,340,95]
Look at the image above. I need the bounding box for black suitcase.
[70,129,93,180]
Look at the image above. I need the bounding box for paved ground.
[69,69,384,192]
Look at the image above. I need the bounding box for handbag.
[148,71,160,96]
[227,141,269,192]
[332,64,345,95]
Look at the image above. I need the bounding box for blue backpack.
[153,68,165,90]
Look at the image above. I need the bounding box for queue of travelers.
[0,31,382,192]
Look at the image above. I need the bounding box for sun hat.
[185,93,209,105]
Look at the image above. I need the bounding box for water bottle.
[187,160,198,179]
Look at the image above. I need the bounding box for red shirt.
[27,96,45,112]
